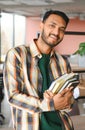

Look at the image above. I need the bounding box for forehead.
[45,14,66,27]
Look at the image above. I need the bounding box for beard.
[41,29,63,48]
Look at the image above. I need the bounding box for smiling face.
[40,14,67,48]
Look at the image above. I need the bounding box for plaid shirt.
[3,39,71,130]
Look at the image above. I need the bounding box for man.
[3,10,75,130]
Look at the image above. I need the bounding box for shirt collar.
[29,39,55,59]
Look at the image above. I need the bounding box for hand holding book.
[49,72,79,94]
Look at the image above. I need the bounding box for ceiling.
[0,0,85,19]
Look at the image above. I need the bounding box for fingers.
[53,89,74,110]
[44,90,54,100]
[44,90,54,96]
[69,86,74,91]
[44,89,74,111]
[60,87,73,97]
[59,88,69,96]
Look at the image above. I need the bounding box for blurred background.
[0,0,85,130]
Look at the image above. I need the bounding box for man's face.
[40,14,67,48]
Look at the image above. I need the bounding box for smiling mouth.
[50,34,58,41]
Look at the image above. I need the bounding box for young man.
[3,10,74,130]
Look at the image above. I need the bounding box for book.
[49,72,79,94]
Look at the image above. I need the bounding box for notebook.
[49,72,79,94]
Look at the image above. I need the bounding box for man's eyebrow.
[50,21,56,25]
[50,21,66,28]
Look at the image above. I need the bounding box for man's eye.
[50,24,55,28]
[60,28,65,33]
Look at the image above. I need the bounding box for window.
[0,12,26,62]
[14,14,26,46]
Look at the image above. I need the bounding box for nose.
[53,26,59,36]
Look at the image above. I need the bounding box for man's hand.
[53,87,73,110]
[44,90,54,101]
[44,87,74,110]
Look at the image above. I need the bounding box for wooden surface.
[71,115,85,130]
[72,65,85,73]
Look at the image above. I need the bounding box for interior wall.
[26,17,85,55]
[56,18,85,54]
[26,17,41,44]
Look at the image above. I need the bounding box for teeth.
[50,35,57,39]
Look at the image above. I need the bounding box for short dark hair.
[42,10,69,26]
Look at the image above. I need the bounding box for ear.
[40,22,44,31]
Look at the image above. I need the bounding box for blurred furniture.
[71,65,85,116]
[0,70,5,125]
[72,65,85,97]
[69,100,80,116]
[72,65,85,73]
[71,115,85,130]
